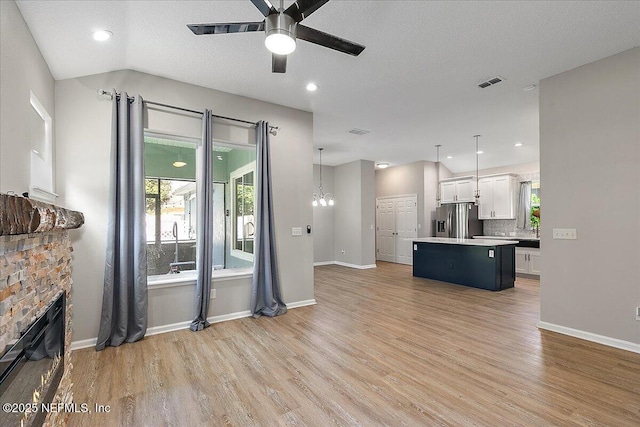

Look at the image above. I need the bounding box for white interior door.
[376,199,396,262]
[395,196,418,265]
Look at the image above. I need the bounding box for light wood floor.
[69,262,640,426]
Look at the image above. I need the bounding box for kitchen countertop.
[412,237,518,246]
[473,235,540,241]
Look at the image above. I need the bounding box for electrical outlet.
[210,289,216,299]
[636,306,640,321]
[552,228,577,240]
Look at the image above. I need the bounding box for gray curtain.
[191,110,214,331]
[517,181,532,230]
[250,122,287,317]
[96,92,148,350]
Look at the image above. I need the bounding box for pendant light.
[312,148,334,207]
[473,135,481,205]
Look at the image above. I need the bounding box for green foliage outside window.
[531,192,540,228]
[145,178,172,214]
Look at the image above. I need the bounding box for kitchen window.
[230,162,256,262]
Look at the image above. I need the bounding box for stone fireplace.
[0,194,84,426]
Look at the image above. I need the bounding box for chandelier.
[312,148,334,207]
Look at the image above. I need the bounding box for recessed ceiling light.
[514,142,523,147]
[306,82,318,91]
[522,84,536,92]
[173,161,187,168]
[476,151,484,154]
[376,162,389,169]
[92,30,112,41]
[446,156,453,159]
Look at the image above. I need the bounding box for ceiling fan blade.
[188,21,265,35]
[272,54,287,73]
[297,25,365,56]
[285,0,330,22]
[250,0,277,17]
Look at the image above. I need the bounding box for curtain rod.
[98,89,279,135]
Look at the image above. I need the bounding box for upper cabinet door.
[492,176,513,219]
[455,179,475,202]
[440,178,476,203]
[440,182,456,203]
[477,174,516,220]
[477,178,494,219]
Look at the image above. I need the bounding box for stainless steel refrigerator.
[435,203,483,238]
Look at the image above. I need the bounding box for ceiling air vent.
[348,128,370,135]
[478,76,506,89]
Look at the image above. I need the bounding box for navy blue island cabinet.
[412,238,517,291]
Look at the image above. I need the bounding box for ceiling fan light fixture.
[265,13,297,55]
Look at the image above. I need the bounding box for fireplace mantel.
[0,193,84,236]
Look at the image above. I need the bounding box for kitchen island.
[412,237,518,291]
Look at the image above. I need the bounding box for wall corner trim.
[70,299,317,351]
[537,321,640,354]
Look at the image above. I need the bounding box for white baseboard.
[334,261,377,270]
[71,300,314,352]
[313,261,335,266]
[537,321,640,354]
[314,261,377,269]
[287,299,317,309]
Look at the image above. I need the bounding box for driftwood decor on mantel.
[0,193,84,236]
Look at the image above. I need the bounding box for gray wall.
[376,161,449,238]
[454,161,540,178]
[0,0,55,193]
[333,160,376,266]
[359,161,376,266]
[312,164,335,263]
[55,69,314,342]
[539,47,640,345]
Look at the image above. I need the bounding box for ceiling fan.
[187,0,366,73]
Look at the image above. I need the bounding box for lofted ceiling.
[16,1,640,172]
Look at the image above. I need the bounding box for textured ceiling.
[16,1,640,171]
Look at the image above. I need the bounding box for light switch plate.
[291,227,302,236]
[553,228,577,239]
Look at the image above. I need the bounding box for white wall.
[376,161,449,238]
[312,164,334,263]
[0,0,55,194]
[539,47,640,347]
[55,70,314,342]
[333,160,376,266]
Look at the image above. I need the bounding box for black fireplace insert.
[0,292,65,427]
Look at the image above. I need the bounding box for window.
[29,92,55,202]
[230,163,256,261]
[531,181,540,228]
[144,134,197,276]
[144,132,256,277]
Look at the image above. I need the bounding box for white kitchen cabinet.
[439,177,476,203]
[477,174,517,219]
[516,248,540,276]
